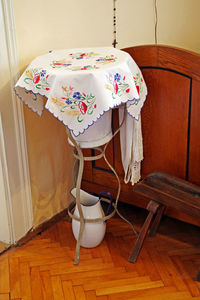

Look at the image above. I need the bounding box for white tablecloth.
[15,47,147,137]
[15,47,147,184]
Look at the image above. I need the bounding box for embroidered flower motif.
[80,65,94,70]
[50,53,117,70]
[114,73,121,82]
[50,58,72,68]
[40,70,46,77]
[133,73,144,95]
[69,52,99,60]
[51,61,98,71]
[54,86,97,123]
[64,98,72,105]
[114,81,119,94]
[24,68,49,91]
[105,72,144,102]
[33,73,40,84]
[78,101,87,114]
[73,92,82,100]
[96,55,117,64]
[106,73,130,98]
[62,86,74,97]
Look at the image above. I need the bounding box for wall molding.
[1,0,33,242]
[0,113,14,244]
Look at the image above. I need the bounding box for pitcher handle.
[99,191,113,216]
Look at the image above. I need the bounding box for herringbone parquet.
[0,203,200,300]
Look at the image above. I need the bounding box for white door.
[0,0,33,244]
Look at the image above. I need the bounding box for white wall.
[117,0,200,53]
[157,0,200,52]
[13,0,113,71]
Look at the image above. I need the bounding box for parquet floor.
[0,203,200,300]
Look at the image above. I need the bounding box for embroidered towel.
[119,107,143,185]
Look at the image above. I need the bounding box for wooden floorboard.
[0,203,200,300]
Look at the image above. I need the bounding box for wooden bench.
[129,171,200,281]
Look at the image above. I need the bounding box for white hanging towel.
[119,107,143,185]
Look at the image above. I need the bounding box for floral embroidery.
[73,92,82,100]
[105,73,130,98]
[50,59,98,71]
[24,69,49,90]
[51,86,97,123]
[133,73,143,95]
[50,53,117,70]
[68,52,99,60]
[66,65,98,71]
[50,59,72,68]
[51,97,66,107]
[96,55,117,65]
[50,52,99,69]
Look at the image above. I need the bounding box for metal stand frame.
[67,106,138,265]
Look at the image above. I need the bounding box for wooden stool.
[129,171,200,281]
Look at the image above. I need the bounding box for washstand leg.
[66,128,85,265]
[67,155,79,223]
[73,142,85,265]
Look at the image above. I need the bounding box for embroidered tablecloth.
[15,47,147,137]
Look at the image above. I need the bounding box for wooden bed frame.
[82,45,200,226]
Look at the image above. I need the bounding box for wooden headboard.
[82,45,200,226]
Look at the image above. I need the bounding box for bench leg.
[129,201,160,263]
[149,204,165,237]
[196,270,200,281]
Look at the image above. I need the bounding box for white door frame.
[0,0,33,244]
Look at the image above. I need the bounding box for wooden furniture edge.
[82,180,200,227]
[128,171,200,281]
[122,44,200,81]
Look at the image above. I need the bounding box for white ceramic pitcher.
[71,188,106,248]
